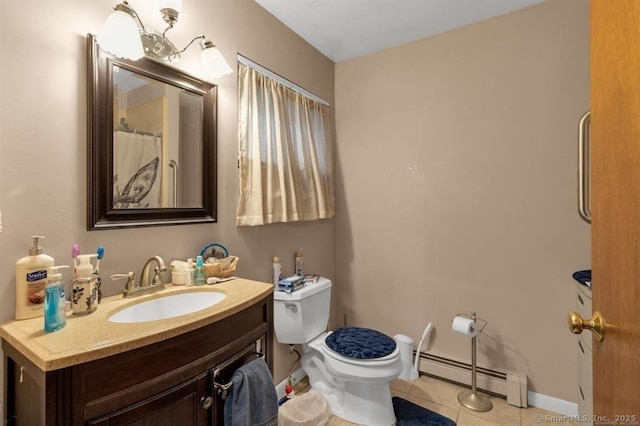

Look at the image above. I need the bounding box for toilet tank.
[273,277,332,344]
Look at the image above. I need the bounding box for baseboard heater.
[415,352,528,408]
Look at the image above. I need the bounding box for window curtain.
[237,62,335,226]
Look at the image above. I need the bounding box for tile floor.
[291,375,577,426]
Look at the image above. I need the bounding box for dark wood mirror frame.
[87,34,217,230]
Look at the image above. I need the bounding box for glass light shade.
[201,45,233,79]
[158,0,183,12]
[97,9,144,60]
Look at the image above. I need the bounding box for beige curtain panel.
[236,63,335,226]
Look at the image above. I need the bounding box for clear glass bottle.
[194,255,205,286]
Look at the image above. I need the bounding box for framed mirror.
[87,34,217,230]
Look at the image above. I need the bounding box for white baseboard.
[528,391,578,416]
[275,366,306,399]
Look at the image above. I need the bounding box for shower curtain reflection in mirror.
[113,131,162,208]
[88,33,217,229]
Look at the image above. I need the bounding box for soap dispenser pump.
[72,254,98,315]
[44,265,69,333]
[15,236,55,320]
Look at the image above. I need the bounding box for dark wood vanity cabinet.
[88,372,211,426]
[3,294,273,426]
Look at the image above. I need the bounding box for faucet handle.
[152,267,164,286]
[111,272,134,280]
[111,272,138,294]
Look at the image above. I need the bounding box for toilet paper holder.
[453,312,487,334]
[452,311,492,413]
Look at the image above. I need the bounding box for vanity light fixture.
[97,0,233,79]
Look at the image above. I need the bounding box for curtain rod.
[237,54,330,107]
[116,127,162,138]
[117,118,162,138]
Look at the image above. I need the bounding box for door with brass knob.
[567,311,604,342]
[589,0,640,418]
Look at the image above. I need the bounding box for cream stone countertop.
[0,278,273,372]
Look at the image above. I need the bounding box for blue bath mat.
[393,397,457,425]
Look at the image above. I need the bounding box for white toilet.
[274,277,402,426]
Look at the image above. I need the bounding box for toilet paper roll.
[452,316,477,337]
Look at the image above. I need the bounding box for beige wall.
[0,0,591,409]
[334,0,590,402]
[0,0,334,398]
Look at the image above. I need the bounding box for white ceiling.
[255,0,547,62]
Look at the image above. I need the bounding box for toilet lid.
[324,327,396,360]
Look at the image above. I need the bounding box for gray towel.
[224,357,278,426]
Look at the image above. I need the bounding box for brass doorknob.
[568,311,604,342]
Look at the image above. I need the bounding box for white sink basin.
[108,291,227,323]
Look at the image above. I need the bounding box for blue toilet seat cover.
[325,327,396,359]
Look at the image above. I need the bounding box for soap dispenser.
[15,236,55,320]
[72,254,98,315]
[44,265,69,333]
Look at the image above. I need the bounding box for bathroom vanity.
[0,279,273,426]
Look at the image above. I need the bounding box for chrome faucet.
[140,255,167,288]
[112,256,167,298]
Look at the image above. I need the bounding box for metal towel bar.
[578,110,591,224]
[213,351,263,400]
[169,159,178,207]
